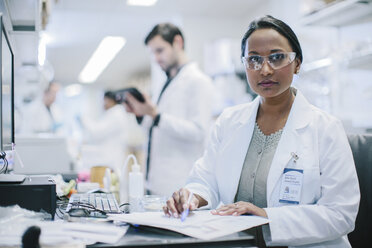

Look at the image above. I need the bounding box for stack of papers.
[108,210,269,240]
[0,220,128,247]
[0,205,128,247]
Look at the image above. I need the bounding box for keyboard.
[66,193,121,214]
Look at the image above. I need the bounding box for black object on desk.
[22,225,41,248]
[0,176,56,219]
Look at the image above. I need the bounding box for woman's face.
[244,28,300,99]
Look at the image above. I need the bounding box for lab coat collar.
[238,88,312,130]
[239,89,311,129]
[223,100,259,204]
[174,62,198,79]
[154,62,197,102]
[284,88,312,131]
[237,96,260,125]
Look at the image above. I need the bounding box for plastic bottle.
[103,167,111,192]
[125,154,144,212]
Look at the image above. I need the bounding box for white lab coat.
[185,89,360,248]
[142,62,215,196]
[20,99,63,134]
[82,104,128,174]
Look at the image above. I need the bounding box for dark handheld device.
[115,87,145,104]
[114,87,145,124]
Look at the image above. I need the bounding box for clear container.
[141,195,166,212]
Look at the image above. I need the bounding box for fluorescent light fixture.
[79,36,126,83]
[64,84,83,97]
[127,0,158,7]
[38,38,46,66]
[38,32,53,66]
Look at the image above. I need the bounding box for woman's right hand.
[163,188,203,218]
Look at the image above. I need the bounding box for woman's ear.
[294,58,301,74]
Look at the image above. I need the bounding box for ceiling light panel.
[79,36,126,84]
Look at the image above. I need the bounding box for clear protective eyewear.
[242,52,296,70]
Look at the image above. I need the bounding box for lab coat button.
[251,173,255,179]
[258,149,262,155]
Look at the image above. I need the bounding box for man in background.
[124,23,215,197]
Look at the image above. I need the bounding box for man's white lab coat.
[186,89,360,248]
[141,62,215,196]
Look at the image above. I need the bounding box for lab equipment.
[13,136,73,175]
[0,176,56,219]
[127,154,144,212]
[120,154,144,212]
[103,167,112,191]
[142,195,166,212]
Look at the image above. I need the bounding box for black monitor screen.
[1,16,14,151]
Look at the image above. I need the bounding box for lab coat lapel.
[222,98,260,204]
[266,126,298,206]
[266,90,312,206]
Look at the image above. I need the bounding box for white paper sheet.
[0,220,128,246]
[108,210,269,240]
[41,221,129,244]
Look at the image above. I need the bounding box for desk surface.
[89,225,256,248]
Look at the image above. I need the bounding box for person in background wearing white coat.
[81,91,128,176]
[124,23,215,197]
[164,16,360,248]
[20,82,63,134]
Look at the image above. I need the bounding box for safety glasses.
[242,52,296,70]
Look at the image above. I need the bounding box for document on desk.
[108,210,269,240]
[0,220,128,246]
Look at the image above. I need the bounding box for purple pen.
[180,192,193,222]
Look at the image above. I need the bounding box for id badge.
[279,168,304,204]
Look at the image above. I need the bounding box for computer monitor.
[0,14,14,152]
[0,14,24,183]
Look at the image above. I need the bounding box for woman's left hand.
[211,201,268,218]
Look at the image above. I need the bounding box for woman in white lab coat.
[164,16,360,248]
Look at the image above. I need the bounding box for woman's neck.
[256,88,295,135]
[258,88,295,118]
